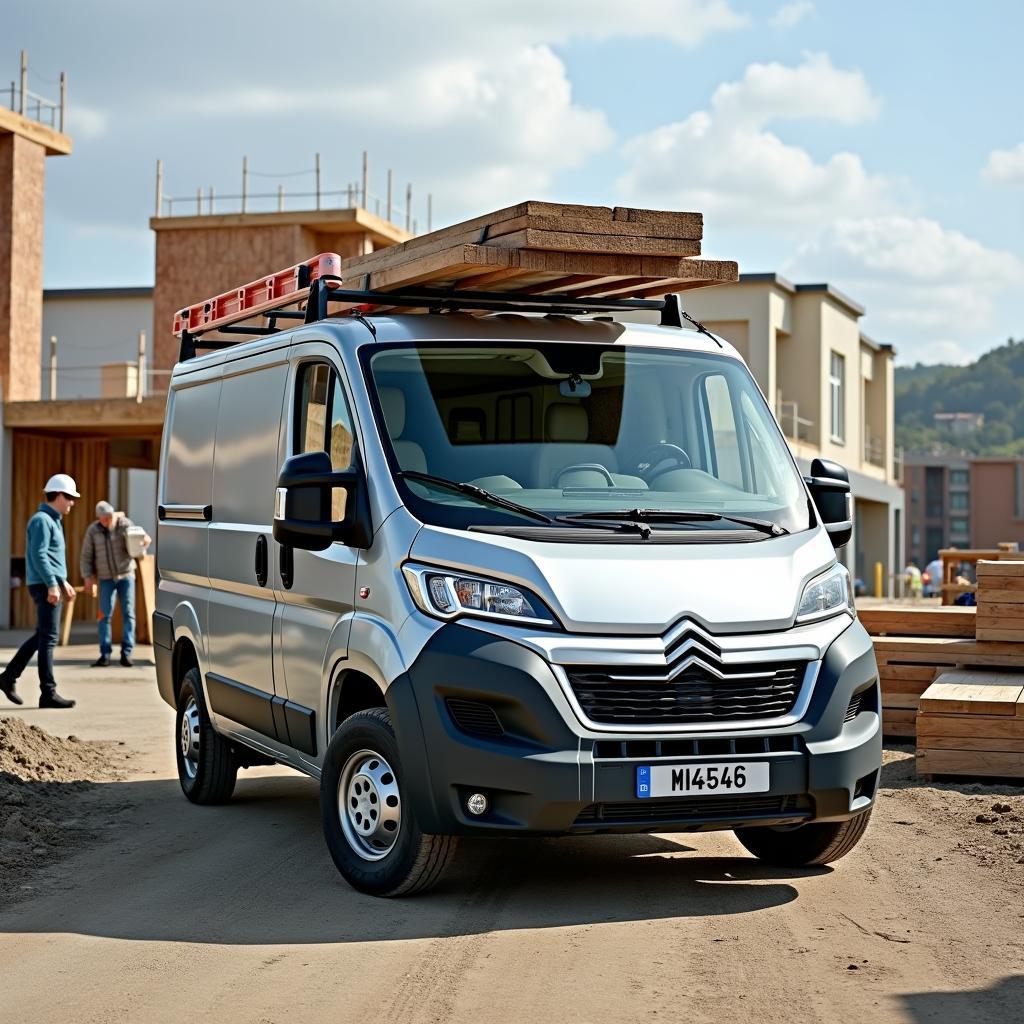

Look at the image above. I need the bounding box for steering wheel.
[635,442,691,483]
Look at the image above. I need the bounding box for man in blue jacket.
[0,474,80,709]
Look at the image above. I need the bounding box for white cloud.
[786,216,1024,361]
[982,142,1024,185]
[770,1,815,29]
[711,52,879,126]
[618,53,890,230]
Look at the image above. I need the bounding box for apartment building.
[630,273,904,594]
[903,454,1024,566]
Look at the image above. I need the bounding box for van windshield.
[364,342,811,537]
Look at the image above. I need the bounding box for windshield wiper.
[558,508,789,537]
[398,471,557,525]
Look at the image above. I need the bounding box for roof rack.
[173,252,719,362]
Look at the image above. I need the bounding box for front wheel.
[734,807,873,867]
[175,668,237,804]
[320,707,457,896]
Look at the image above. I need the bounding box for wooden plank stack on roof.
[336,201,739,300]
[916,668,1024,779]
[975,560,1024,642]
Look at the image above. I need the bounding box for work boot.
[120,654,133,668]
[0,674,23,706]
[92,655,110,668]
[40,692,76,709]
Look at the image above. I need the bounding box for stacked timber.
[863,606,976,738]
[873,634,1024,740]
[338,201,739,299]
[975,560,1024,641]
[916,669,1024,779]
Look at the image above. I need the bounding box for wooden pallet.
[858,605,975,638]
[336,201,738,300]
[874,636,1024,740]
[976,559,1024,641]
[916,669,1024,779]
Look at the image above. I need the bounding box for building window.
[911,488,920,504]
[829,352,845,443]
[950,517,969,536]
[950,491,969,511]
[912,527,921,547]
[950,469,969,487]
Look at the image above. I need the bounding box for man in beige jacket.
[80,500,150,668]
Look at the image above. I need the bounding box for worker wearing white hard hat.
[0,474,80,708]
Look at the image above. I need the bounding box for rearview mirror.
[273,451,370,551]
[804,458,853,550]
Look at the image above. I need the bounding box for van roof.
[169,312,742,381]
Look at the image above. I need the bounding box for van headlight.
[796,563,854,623]
[402,564,556,625]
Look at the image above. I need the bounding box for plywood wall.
[10,433,110,627]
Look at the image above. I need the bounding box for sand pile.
[0,717,132,893]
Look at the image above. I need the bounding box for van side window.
[295,362,355,520]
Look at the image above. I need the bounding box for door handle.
[255,535,268,587]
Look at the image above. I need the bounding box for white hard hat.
[43,473,81,498]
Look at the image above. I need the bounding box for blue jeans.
[3,583,61,696]
[98,575,135,658]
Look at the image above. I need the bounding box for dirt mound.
[1,717,133,897]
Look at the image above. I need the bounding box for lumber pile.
[976,559,1024,641]
[338,201,739,299]
[874,635,1024,740]
[916,669,1024,779]
[858,605,975,638]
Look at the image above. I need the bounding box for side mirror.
[804,457,853,550]
[273,451,370,551]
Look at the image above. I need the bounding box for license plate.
[636,762,769,799]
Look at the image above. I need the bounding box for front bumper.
[388,618,881,837]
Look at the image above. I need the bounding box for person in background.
[923,556,943,598]
[904,562,923,601]
[81,500,151,668]
[0,474,79,709]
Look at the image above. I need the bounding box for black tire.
[734,807,873,867]
[175,667,238,804]
[320,707,457,897]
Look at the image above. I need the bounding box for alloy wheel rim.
[180,696,201,779]
[338,748,402,861]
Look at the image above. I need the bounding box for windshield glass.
[364,341,811,536]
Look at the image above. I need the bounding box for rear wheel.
[321,707,457,896]
[175,667,238,804]
[734,807,873,866]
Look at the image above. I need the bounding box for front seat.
[378,387,427,473]
[531,404,620,488]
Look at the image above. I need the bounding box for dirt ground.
[0,638,1022,1024]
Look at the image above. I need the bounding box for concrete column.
[0,132,45,401]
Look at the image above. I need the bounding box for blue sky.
[8,0,1024,365]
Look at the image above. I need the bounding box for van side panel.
[206,355,288,707]
[158,375,222,689]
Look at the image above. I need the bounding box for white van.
[154,273,881,896]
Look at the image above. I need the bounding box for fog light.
[466,792,488,816]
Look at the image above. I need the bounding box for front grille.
[574,794,811,826]
[593,734,802,760]
[446,698,504,737]
[567,661,806,726]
